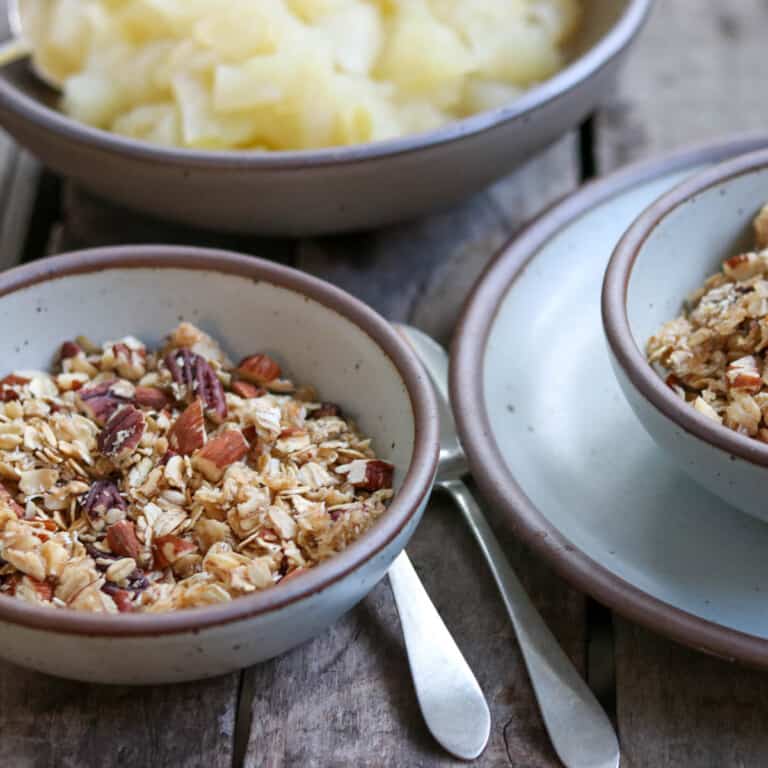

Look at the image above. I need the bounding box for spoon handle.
[441,479,620,768]
[0,37,29,68]
[388,550,490,761]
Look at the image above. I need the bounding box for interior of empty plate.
[452,135,768,666]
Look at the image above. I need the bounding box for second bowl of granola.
[0,245,438,683]
[603,148,768,522]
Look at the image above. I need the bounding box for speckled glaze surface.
[0,0,651,235]
[604,149,768,521]
[0,246,439,683]
[452,136,768,668]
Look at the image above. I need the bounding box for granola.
[647,203,768,440]
[0,323,393,613]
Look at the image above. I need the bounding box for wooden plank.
[595,2,768,766]
[596,0,768,169]
[57,185,297,265]
[0,661,238,768]
[614,623,768,768]
[0,147,40,268]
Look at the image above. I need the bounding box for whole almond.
[135,386,171,411]
[106,520,142,561]
[236,354,281,384]
[169,399,206,456]
[193,430,249,482]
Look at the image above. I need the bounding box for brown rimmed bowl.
[451,135,768,669]
[0,245,438,683]
[0,0,652,235]
[603,147,768,523]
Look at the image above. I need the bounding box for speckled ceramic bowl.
[603,148,768,523]
[0,245,438,683]
[0,0,652,235]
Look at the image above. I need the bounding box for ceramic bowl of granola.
[0,245,438,683]
[603,148,768,522]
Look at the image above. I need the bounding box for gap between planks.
[578,116,618,722]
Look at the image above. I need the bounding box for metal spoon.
[388,551,490,760]
[0,0,62,90]
[397,324,621,768]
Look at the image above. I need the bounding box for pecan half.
[193,430,249,482]
[153,535,197,569]
[106,520,142,561]
[231,380,266,399]
[310,402,342,419]
[77,380,134,425]
[164,349,227,420]
[169,399,206,456]
[236,354,281,384]
[0,374,30,402]
[81,480,126,529]
[134,386,170,411]
[98,406,146,459]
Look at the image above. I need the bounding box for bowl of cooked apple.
[0,0,652,234]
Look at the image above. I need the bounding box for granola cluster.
[647,203,768,440]
[0,323,393,614]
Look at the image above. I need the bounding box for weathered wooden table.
[2,3,768,766]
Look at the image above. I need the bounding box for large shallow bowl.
[603,148,768,523]
[0,0,652,235]
[0,245,438,683]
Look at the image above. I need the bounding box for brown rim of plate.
[604,146,768,468]
[0,246,439,638]
[452,134,768,668]
[0,0,651,169]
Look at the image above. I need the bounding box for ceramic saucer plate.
[452,135,768,667]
